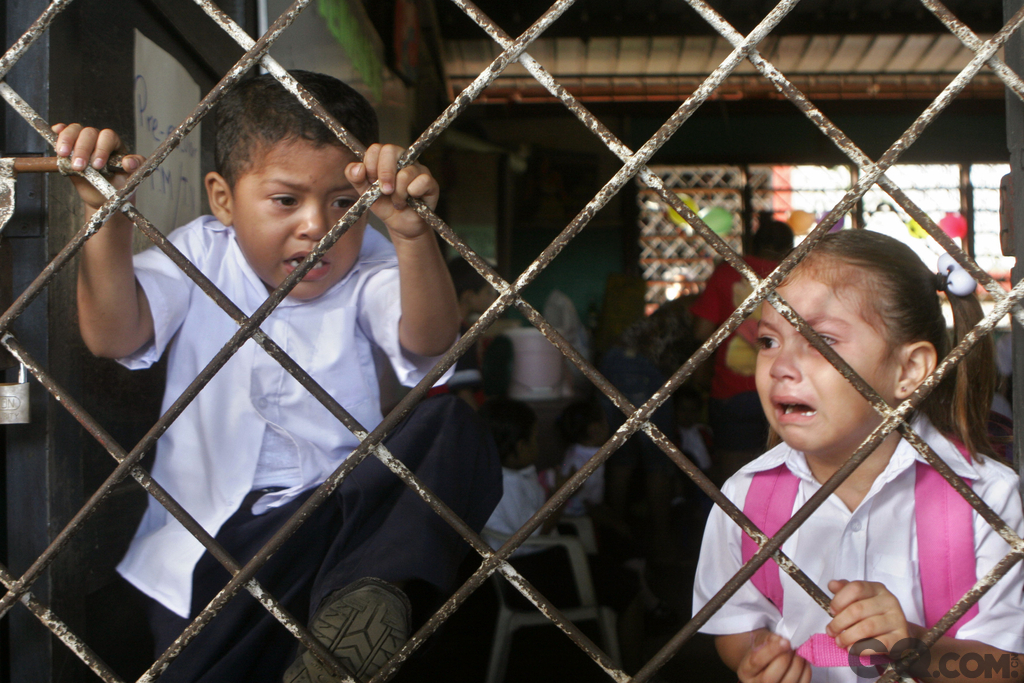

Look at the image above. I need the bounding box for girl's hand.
[52,124,143,211]
[827,579,911,655]
[737,632,812,683]
[345,143,439,241]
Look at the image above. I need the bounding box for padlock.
[0,363,30,424]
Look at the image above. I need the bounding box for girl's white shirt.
[693,417,1024,682]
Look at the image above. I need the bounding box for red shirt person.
[691,220,794,483]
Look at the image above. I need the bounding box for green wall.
[509,225,624,327]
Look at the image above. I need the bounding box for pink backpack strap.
[795,633,883,668]
[914,452,978,637]
[742,465,801,613]
[744,467,855,668]
[742,450,978,668]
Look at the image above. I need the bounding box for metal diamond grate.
[0,0,1022,682]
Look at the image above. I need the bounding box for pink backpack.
[740,452,978,667]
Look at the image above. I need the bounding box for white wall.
[262,0,413,146]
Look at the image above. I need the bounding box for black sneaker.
[284,577,412,683]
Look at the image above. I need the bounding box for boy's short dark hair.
[479,398,537,462]
[447,257,489,297]
[556,399,603,446]
[214,70,380,186]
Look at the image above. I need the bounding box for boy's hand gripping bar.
[0,153,127,235]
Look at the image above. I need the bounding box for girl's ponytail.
[931,280,997,460]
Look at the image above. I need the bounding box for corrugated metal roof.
[447,34,990,77]
[444,34,1005,102]
[436,0,1007,103]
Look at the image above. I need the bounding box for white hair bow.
[937,253,977,297]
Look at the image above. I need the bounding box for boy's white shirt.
[115,215,452,618]
[693,416,1024,682]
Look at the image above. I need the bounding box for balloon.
[907,219,928,239]
[787,210,815,235]
[667,194,700,226]
[939,213,968,240]
[699,206,734,236]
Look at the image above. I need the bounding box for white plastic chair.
[483,529,620,683]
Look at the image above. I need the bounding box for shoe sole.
[284,577,411,683]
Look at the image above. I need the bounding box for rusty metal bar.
[0,3,408,677]
[0,561,125,683]
[0,2,379,673]
[2,20,798,679]
[0,0,73,79]
[685,0,1020,216]
[424,39,935,644]
[517,299,836,606]
[106,215,529,678]
[473,176,1024,683]
[2,10,720,655]
[286,2,782,675]
[153,293,609,683]
[400,1,579,168]
[494,559,628,682]
[919,0,1024,102]
[130,2,679,671]
[201,0,815,643]
[421,226,797,676]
